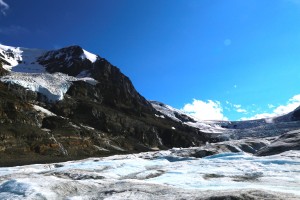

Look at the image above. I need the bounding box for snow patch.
[81,49,98,63]
[75,77,98,86]
[32,105,56,116]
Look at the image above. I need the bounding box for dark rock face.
[47,80,205,149]
[0,60,9,76]
[90,58,152,113]
[39,46,153,113]
[256,130,300,156]
[38,46,94,76]
[292,107,300,121]
[174,112,197,123]
[0,82,40,125]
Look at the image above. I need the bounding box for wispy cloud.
[0,25,29,35]
[233,104,241,109]
[0,0,9,16]
[268,104,275,109]
[236,108,247,113]
[182,99,228,121]
[241,94,300,120]
[226,102,248,113]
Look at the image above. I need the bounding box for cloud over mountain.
[241,94,300,120]
[182,99,228,121]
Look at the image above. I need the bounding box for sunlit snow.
[32,104,56,116]
[81,49,98,63]
[0,44,46,73]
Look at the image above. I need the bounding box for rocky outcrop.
[156,138,271,159]
[0,61,9,76]
[256,129,300,156]
[292,106,300,121]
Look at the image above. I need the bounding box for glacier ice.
[0,150,299,199]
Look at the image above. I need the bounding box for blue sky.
[1,0,300,121]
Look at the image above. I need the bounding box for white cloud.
[231,104,247,113]
[0,0,9,16]
[224,101,247,114]
[182,99,228,121]
[268,104,275,109]
[236,108,247,113]
[224,106,231,111]
[241,94,300,120]
[233,104,241,108]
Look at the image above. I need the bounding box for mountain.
[1,44,300,167]
[0,44,208,166]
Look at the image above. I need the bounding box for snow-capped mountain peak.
[0,44,99,101]
[0,44,100,74]
[38,45,100,66]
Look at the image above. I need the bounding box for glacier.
[0,149,299,199]
[0,72,98,101]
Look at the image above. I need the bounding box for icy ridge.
[150,101,227,133]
